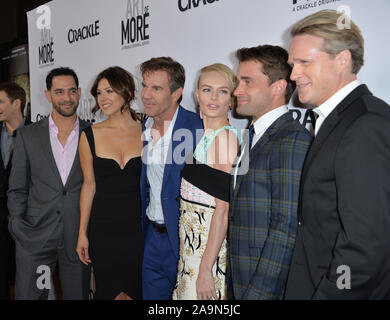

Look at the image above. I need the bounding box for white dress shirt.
[144,108,179,224]
[233,105,289,189]
[314,80,362,136]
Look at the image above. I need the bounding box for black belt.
[150,221,167,234]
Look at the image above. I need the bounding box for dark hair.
[90,66,141,122]
[0,82,26,115]
[46,67,79,90]
[236,45,296,104]
[140,56,185,103]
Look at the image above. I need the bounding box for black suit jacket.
[284,84,390,299]
[0,118,32,220]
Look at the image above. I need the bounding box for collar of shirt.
[233,105,288,189]
[144,106,179,145]
[49,114,79,135]
[2,117,26,135]
[314,80,362,136]
[251,105,289,148]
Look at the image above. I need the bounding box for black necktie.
[248,124,255,150]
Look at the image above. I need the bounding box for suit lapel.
[0,124,5,171]
[65,119,88,187]
[233,113,289,198]
[300,109,339,183]
[40,117,63,185]
[301,84,370,183]
[162,106,184,188]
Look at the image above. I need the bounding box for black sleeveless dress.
[84,126,143,300]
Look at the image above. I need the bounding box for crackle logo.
[67,20,100,44]
[291,0,343,12]
[178,0,221,12]
[36,5,54,67]
[121,0,150,50]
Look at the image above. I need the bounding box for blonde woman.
[172,63,241,300]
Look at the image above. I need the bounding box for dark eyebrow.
[239,76,253,81]
[98,86,112,91]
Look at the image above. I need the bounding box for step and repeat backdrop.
[27,0,390,129]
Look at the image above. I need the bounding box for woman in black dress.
[76,66,143,300]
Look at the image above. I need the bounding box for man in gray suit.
[7,67,90,300]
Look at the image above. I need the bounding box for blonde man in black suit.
[285,10,390,299]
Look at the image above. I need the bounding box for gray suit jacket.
[7,117,89,261]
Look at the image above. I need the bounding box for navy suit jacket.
[140,106,203,258]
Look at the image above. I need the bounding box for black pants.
[0,213,11,300]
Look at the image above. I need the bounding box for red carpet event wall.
[27,0,390,129]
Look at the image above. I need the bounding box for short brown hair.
[236,45,296,103]
[292,9,364,74]
[0,82,26,115]
[90,66,141,122]
[140,57,185,103]
[197,63,237,110]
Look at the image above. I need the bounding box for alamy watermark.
[336,265,351,290]
[36,5,51,30]
[36,265,51,290]
[337,5,351,30]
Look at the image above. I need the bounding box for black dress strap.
[83,126,96,156]
[181,158,231,202]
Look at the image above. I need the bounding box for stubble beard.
[53,101,79,117]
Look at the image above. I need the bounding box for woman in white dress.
[172,63,241,300]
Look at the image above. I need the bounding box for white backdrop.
[27,0,390,129]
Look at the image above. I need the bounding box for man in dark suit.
[8,67,90,299]
[140,57,203,299]
[284,10,390,299]
[0,82,31,300]
[228,45,312,299]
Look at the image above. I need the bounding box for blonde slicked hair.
[292,9,364,74]
[197,63,238,110]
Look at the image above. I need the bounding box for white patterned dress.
[172,126,241,300]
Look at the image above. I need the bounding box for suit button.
[63,191,67,195]
[298,221,302,226]
[57,210,61,215]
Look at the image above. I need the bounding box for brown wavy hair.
[90,66,141,122]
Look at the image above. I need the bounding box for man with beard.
[7,67,90,299]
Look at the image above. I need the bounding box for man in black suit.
[0,82,31,299]
[284,9,390,299]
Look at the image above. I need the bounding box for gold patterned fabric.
[172,197,227,300]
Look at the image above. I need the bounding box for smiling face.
[196,70,232,120]
[45,75,80,118]
[234,60,274,121]
[288,34,342,107]
[96,78,125,117]
[141,70,182,121]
